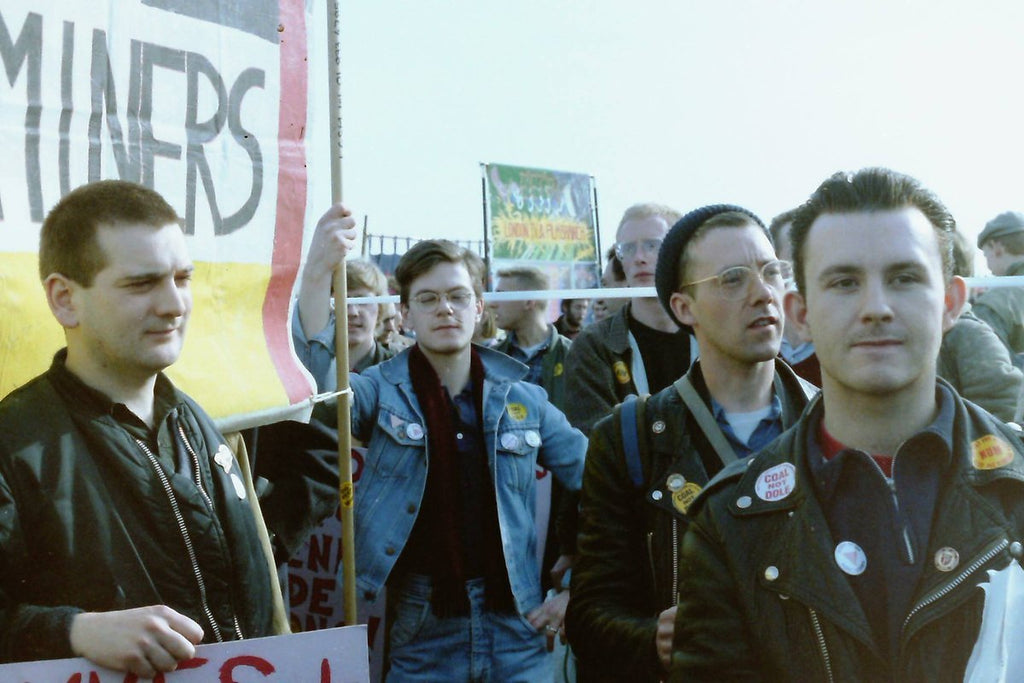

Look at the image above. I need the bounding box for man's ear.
[783,290,813,343]
[474,295,484,323]
[942,276,967,333]
[669,291,697,329]
[44,273,80,329]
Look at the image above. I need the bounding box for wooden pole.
[326,0,357,627]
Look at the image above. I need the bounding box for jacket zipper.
[671,518,679,601]
[135,437,224,642]
[176,426,245,640]
[901,537,1009,635]
[808,608,835,683]
[177,424,216,514]
[884,477,915,564]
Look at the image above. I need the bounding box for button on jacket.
[348,345,587,615]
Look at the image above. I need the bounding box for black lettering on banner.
[222,67,263,234]
[138,43,185,189]
[0,11,42,221]
[89,28,140,183]
[185,50,227,235]
[59,20,74,197]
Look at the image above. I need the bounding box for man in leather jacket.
[0,181,286,677]
[673,168,1024,681]
[567,205,816,681]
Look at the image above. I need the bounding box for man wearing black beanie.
[567,205,816,682]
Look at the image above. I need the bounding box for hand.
[549,554,575,590]
[69,606,204,677]
[298,204,358,337]
[656,605,677,671]
[527,590,570,652]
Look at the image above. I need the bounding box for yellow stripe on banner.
[168,261,294,418]
[0,252,64,396]
[0,257,301,420]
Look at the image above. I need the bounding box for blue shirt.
[711,394,784,458]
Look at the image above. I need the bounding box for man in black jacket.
[673,168,1024,681]
[0,181,295,676]
[567,205,816,681]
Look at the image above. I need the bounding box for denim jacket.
[349,344,587,615]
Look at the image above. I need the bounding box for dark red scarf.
[407,344,512,616]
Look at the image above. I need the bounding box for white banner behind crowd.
[0,626,369,681]
[0,1,332,426]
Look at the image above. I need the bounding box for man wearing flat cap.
[566,205,816,682]
[974,210,1024,360]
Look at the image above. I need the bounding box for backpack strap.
[673,375,738,467]
[619,394,649,488]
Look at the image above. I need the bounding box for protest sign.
[0,0,332,426]
[482,163,600,299]
[0,626,369,681]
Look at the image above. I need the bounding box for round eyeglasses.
[680,260,793,301]
[409,289,475,312]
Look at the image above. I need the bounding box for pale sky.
[339,1,1024,274]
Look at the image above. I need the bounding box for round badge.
[666,474,685,491]
[507,403,528,421]
[652,420,666,434]
[651,490,663,501]
[553,362,564,377]
[406,423,424,440]
[501,433,520,450]
[525,430,541,448]
[214,445,233,473]
[934,547,959,572]
[612,361,631,385]
[229,472,247,500]
[754,463,796,502]
[834,541,867,576]
[672,482,702,514]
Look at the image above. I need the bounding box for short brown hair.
[496,266,549,292]
[394,239,485,304]
[39,180,181,285]
[790,168,955,294]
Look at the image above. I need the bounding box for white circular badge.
[834,541,867,576]
[754,463,797,502]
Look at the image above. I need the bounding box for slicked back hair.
[790,168,955,294]
[39,180,181,285]
[394,239,485,305]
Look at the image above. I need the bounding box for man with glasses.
[565,203,689,435]
[313,206,587,681]
[567,205,816,682]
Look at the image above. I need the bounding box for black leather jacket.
[567,360,814,682]
[0,354,283,663]
[672,386,1024,682]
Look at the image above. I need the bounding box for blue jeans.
[387,574,550,682]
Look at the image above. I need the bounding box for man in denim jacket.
[317,205,586,681]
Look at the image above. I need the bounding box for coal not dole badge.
[754,463,796,502]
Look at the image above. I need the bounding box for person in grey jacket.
[564,203,689,435]
[974,210,1024,360]
[936,228,1023,421]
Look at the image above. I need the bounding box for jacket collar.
[603,302,633,353]
[376,343,529,387]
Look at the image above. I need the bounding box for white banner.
[0,626,369,682]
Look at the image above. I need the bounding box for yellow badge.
[507,403,528,421]
[672,482,702,514]
[553,362,564,377]
[613,361,631,385]
[972,435,1015,470]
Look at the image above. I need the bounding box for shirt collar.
[807,383,956,503]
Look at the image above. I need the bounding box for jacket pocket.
[365,408,425,478]
[495,428,541,492]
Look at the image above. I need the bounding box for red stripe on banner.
[265,0,312,403]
